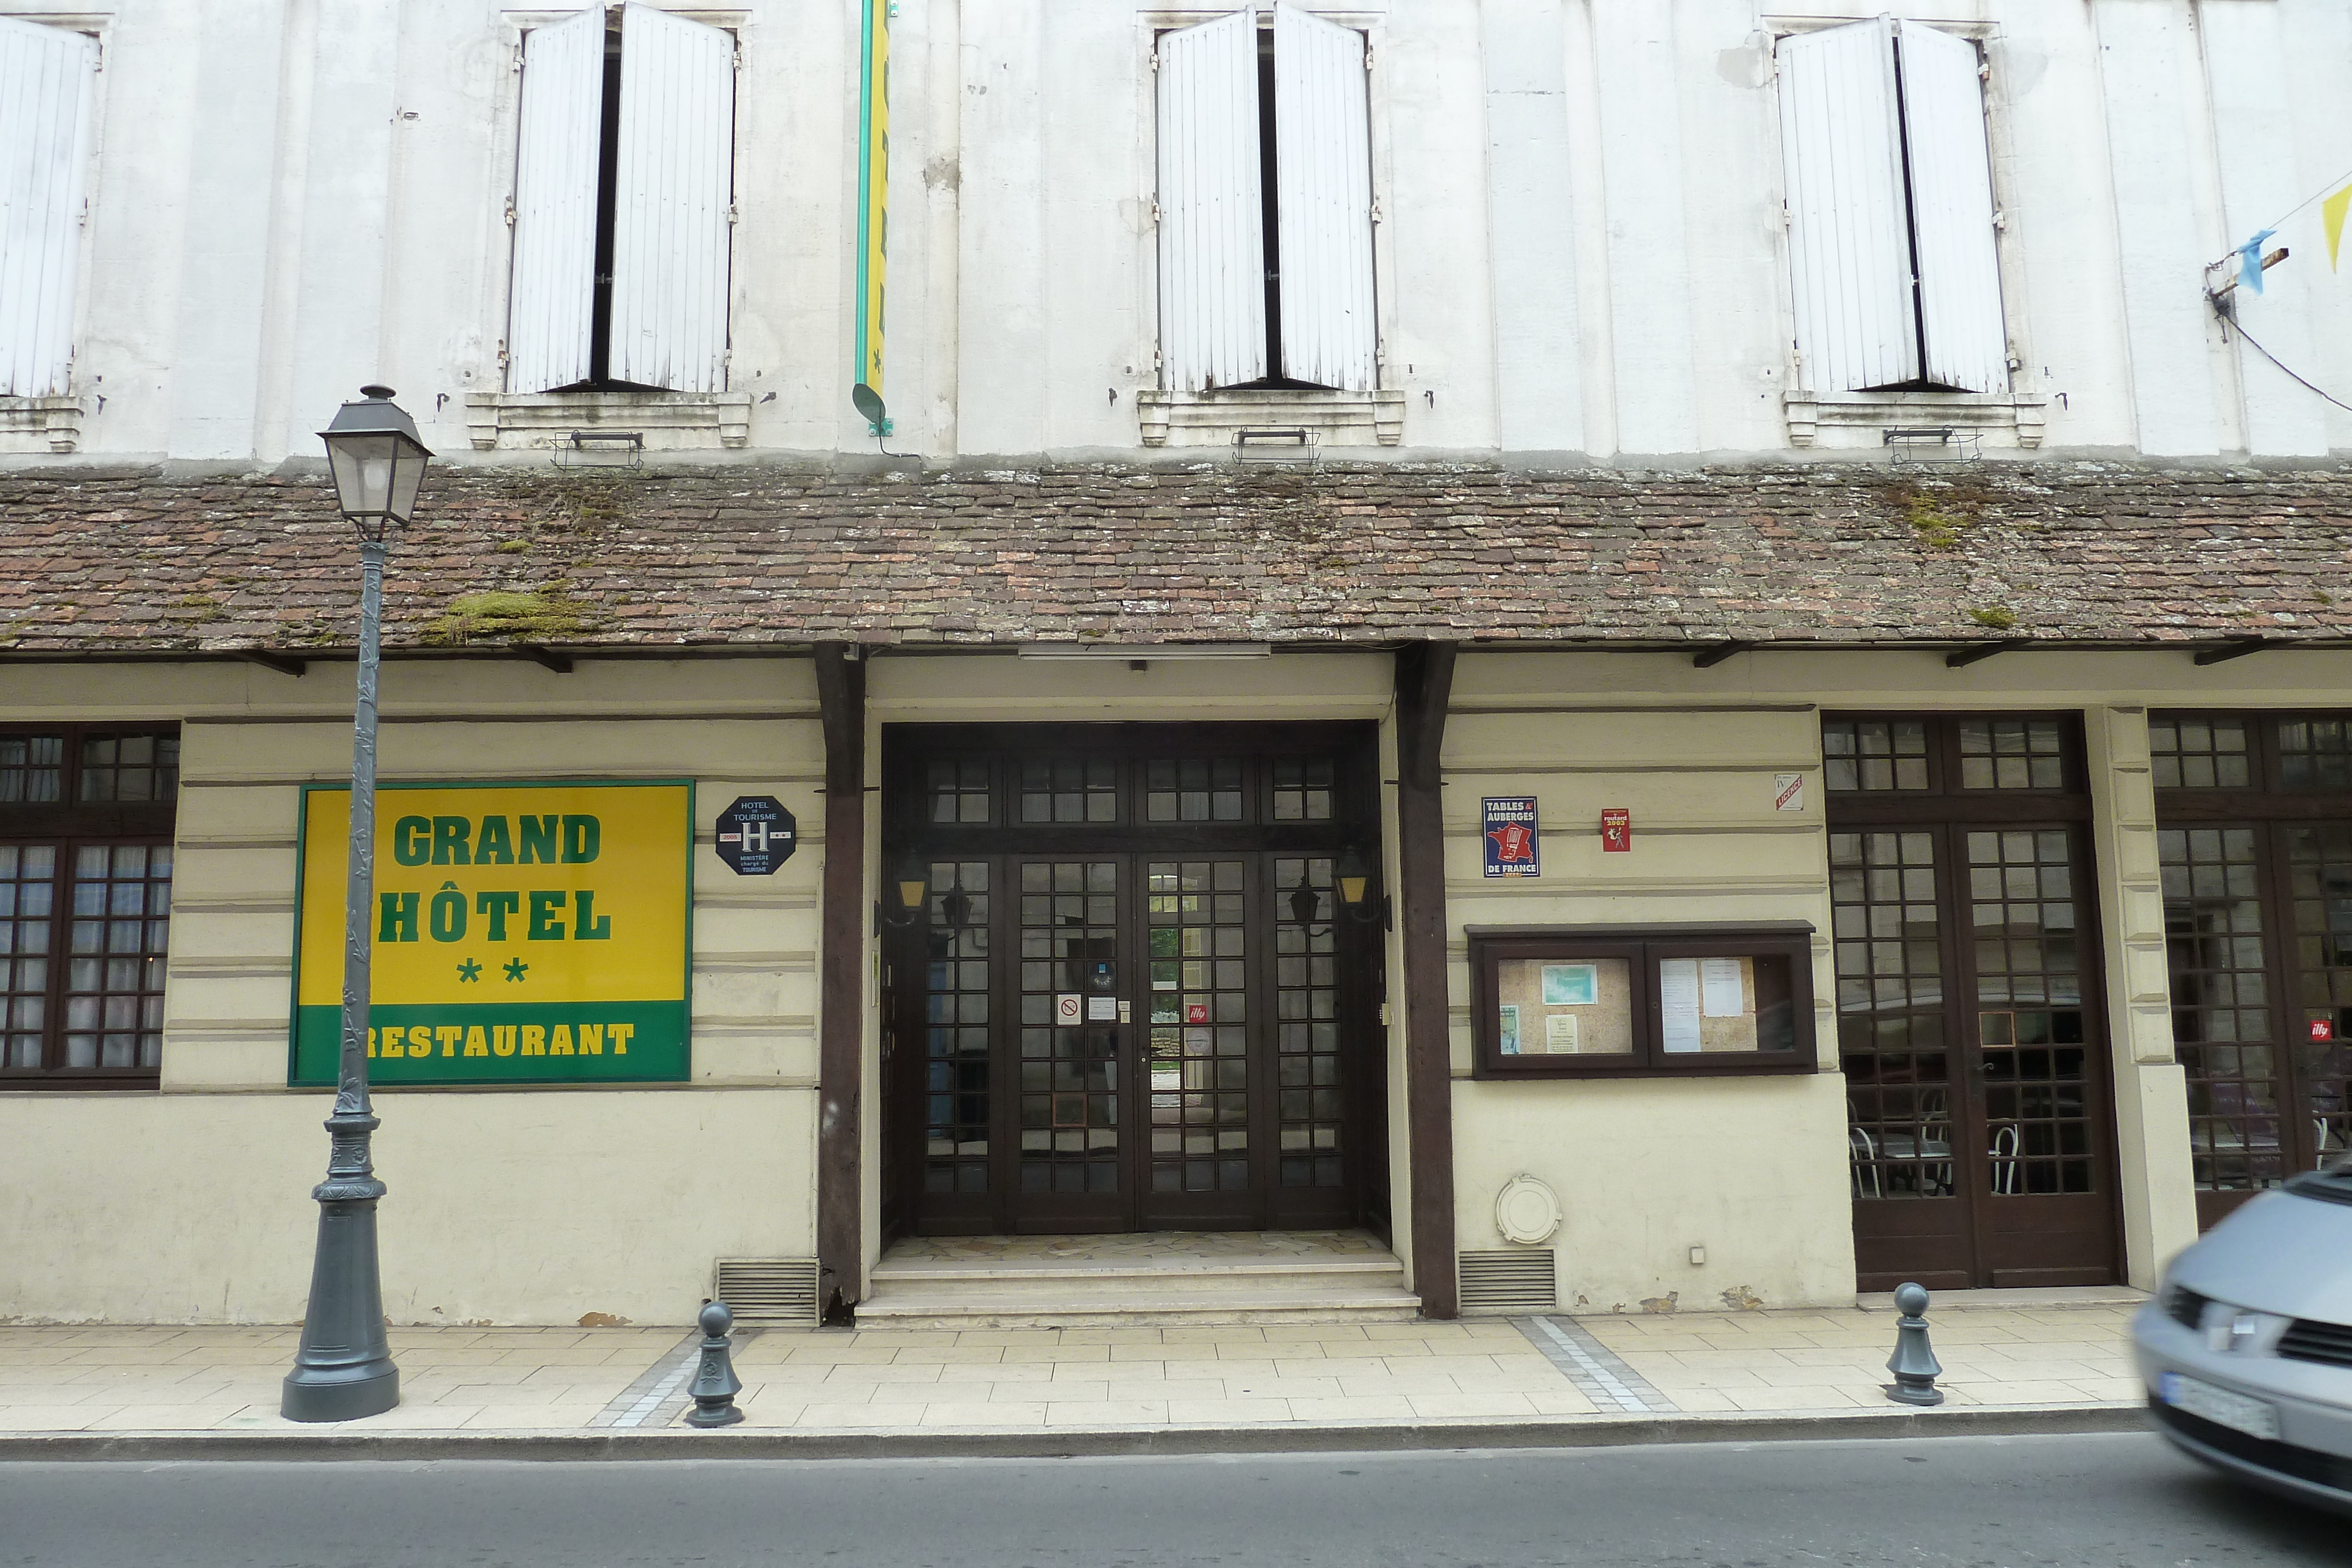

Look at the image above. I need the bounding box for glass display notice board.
[1471,924,1816,1078]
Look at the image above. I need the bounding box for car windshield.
[2287,1158,2352,1206]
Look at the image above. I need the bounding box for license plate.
[2161,1372,2281,1440]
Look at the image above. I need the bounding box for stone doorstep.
[851,1295,1426,1331]
[1854,1286,2151,1312]
[868,1256,1408,1286]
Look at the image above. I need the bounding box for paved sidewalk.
[0,1298,2148,1446]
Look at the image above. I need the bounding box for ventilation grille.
[1457,1249,1557,1313]
[713,1258,820,1326]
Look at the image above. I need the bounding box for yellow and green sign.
[853,0,888,400]
[290,781,692,1086]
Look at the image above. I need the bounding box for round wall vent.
[1494,1174,1562,1247]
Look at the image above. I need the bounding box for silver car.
[2133,1161,2352,1513]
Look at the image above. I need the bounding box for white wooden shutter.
[506,6,603,393]
[1273,4,1375,392]
[1776,19,1916,393]
[1896,22,2007,394]
[610,3,735,393]
[1157,10,1264,393]
[0,18,99,399]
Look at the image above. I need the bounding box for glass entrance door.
[879,721,1387,1240]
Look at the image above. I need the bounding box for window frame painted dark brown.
[2151,709,2352,1227]
[1467,923,1819,1081]
[0,723,182,1089]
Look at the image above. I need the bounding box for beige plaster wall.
[0,657,826,1325]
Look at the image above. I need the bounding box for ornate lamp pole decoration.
[282,387,432,1423]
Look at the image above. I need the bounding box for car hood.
[2171,1187,2352,1321]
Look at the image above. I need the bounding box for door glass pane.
[1956,718,2065,790]
[1144,758,1243,823]
[1274,858,1343,1187]
[2159,827,2281,1191]
[1833,831,1952,1200]
[1,845,59,1071]
[2278,719,2352,791]
[0,736,65,803]
[1822,721,1929,793]
[1018,861,1120,1193]
[922,861,991,1194]
[1146,860,1248,1192]
[1269,758,1336,821]
[61,843,172,1071]
[1018,758,1118,824]
[2148,718,2250,791]
[77,733,181,803]
[2284,823,2352,1165]
[1969,828,2093,1194]
[927,758,992,825]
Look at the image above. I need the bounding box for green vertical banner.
[854,0,890,404]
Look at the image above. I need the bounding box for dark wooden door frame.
[1396,642,1458,1319]
[816,644,867,1322]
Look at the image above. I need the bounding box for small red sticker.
[2313,1019,2336,1042]
[1187,1002,1209,1025]
[1601,808,1632,853]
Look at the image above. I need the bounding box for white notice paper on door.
[1660,958,1703,1053]
[1700,957,1745,1018]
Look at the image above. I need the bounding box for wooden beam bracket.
[1945,640,2027,670]
[517,644,574,674]
[2193,638,2272,667]
[234,648,307,678]
[814,644,868,1325]
[1692,641,1755,670]
[1393,640,1459,1320]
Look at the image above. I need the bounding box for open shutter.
[1157,10,1264,393]
[1897,22,2007,394]
[506,5,603,393]
[0,18,99,398]
[1776,19,1916,393]
[1273,4,1375,392]
[610,3,735,393]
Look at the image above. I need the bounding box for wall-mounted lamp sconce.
[1289,847,1391,934]
[876,855,930,934]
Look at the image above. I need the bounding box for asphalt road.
[2,1432,2346,1568]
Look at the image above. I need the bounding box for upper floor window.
[1155,6,1375,394]
[505,3,736,396]
[0,17,100,399]
[1776,18,2007,396]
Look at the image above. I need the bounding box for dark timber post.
[1394,642,1458,1319]
[816,644,868,1322]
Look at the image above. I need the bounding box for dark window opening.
[1228,30,1332,393]
[1866,31,1977,394]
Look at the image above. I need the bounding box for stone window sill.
[0,396,86,454]
[465,390,751,452]
[1137,388,1405,448]
[1783,390,2047,450]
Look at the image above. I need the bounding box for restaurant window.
[0,726,179,1086]
[2152,712,2352,1226]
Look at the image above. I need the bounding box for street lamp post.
[282,386,433,1423]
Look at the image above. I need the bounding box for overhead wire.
[2209,297,2352,417]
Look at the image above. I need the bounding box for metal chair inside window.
[1989,1123,2021,1195]
[1849,1124,1882,1199]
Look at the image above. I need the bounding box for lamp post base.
[280,1186,400,1423]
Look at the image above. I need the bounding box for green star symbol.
[456,959,482,982]
[503,958,529,982]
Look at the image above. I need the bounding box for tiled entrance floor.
[0,1300,2146,1436]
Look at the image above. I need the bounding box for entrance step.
[859,1229,1422,1329]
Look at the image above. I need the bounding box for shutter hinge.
[1363,42,1373,70]
[727,204,740,225]
[1780,202,1792,230]
[497,340,511,369]
[1979,60,1990,82]
[1990,209,2006,233]
[1370,196,1384,224]
[1150,199,1162,226]
[1149,48,1159,72]
[504,200,517,227]
[1152,346,1164,372]
[513,44,524,73]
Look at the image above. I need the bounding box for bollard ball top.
[1893,1282,1930,1317]
[699,1299,733,1338]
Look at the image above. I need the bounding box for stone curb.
[0,1404,2150,1463]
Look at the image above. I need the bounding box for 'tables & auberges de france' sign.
[290,781,693,1085]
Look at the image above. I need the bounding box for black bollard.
[685,1299,745,1427]
[1885,1281,1945,1406]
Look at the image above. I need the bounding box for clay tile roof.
[1,459,2349,655]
